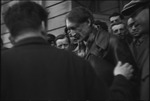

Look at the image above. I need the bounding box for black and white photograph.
[1,0,149,100]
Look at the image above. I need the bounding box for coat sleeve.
[84,61,109,100]
[109,75,134,100]
[109,36,140,99]
[109,36,136,65]
[109,36,139,78]
[85,61,135,101]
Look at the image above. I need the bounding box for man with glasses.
[122,0,149,100]
[127,18,140,38]
[66,6,139,100]
[65,27,87,57]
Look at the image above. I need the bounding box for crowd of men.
[1,0,149,100]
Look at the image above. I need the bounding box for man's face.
[110,16,122,25]
[67,30,80,44]
[127,18,141,37]
[56,37,69,50]
[111,23,126,39]
[131,7,149,34]
[66,19,91,42]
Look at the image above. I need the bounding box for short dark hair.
[66,6,94,25]
[110,22,126,31]
[4,1,48,37]
[55,34,70,44]
[94,20,108,32]
[109,12,124,21]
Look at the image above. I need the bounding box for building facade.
[1,0,130,48]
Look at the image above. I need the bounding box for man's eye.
[67,30,71,34]
[69,33,74,37]
[58,45,62,47]
[114,30,118,33]
[69,34,72,37]
[129,24,133,27]
[120,28,124,31]
[134,23,140,28]
[69,27,76,30]
[64,44,68,47]
[116,19,119,22]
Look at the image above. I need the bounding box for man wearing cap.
[122,0,149,100]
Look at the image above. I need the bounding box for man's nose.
[70,29,76,34]
[117,30,121,35]
[61,45,65,49]
[69,31,76,37]
[113,20,118,24]
[132,26,136,30]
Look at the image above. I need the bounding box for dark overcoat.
[1,37,134,100]
[1,37,108,100]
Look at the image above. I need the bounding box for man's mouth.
[132,31,139,36]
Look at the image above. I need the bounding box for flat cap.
[121,0,149,16]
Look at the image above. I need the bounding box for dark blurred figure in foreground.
[1,1,135,100]
[122,0,149,100]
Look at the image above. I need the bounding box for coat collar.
[94,28,110,50]
[85,28,110,59]
[86,26,109,50]
[133,34,149,46]
[14,37,49,47]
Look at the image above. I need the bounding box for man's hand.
[114,61,134,80]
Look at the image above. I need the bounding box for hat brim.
[121,3,144,16]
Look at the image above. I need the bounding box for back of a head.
[55,34,68,42]
[4,1,48,38]
[66,6,94,25]
[94,20,108,32]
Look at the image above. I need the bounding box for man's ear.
[41,21,46,31]
[41,21,47,36]
[9,34,15,44]
[87,19,92,26]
